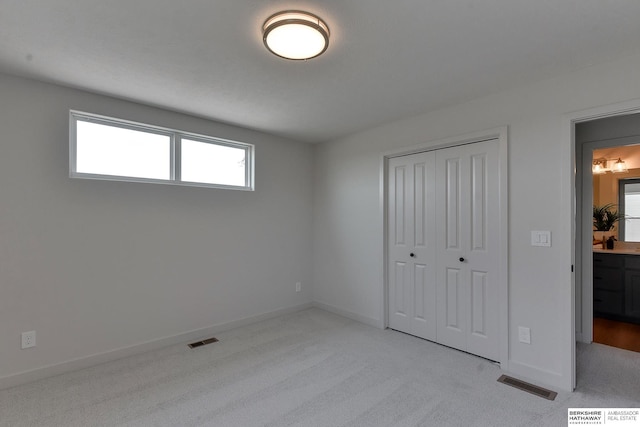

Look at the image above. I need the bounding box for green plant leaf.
[593,203,623,231]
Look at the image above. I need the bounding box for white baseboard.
[2,302,574,395]
[506,360,571,392]
[313,301,575,392]
[312,301,382,328]
[575,332,592,344]
[0,302,313,391]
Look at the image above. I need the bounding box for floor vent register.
[497,375,557,400]
[188,337,219,349]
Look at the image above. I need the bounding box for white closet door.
[435,140,500,361]
[388,152,437,341]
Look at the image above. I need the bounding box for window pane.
[625,191,640,241]
[76,120,171,180]
[181,139,246,186]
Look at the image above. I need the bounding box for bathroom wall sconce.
[611,158,628,174]
[592,158,607,174]
[592,157,628,174]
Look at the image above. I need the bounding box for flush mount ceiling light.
[262,11,330,60]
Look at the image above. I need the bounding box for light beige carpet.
[1,308,639,426]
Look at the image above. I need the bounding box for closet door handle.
[459,257,465,262]
[410,253,416,258]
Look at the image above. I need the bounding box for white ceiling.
[2,1,640,143]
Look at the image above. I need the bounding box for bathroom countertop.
[593,248,640,255]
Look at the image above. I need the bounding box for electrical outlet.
[518,327,531,344]
[296,282,301,292]
[21,331,36,349]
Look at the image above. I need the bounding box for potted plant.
[593,203,623,242]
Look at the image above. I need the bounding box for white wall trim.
[0,303,312,391]
[379,126,509,369]
[312,301,382,328]
[380,126,508,159]
[506,360,565,392]
[563,97,640,391]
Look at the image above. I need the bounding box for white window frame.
[619,178,640,242]
[69,110,255,191]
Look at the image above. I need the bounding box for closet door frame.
[381,127,509,369]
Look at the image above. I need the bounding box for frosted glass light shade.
[612,158,628,173]
[263,11,329,60]
[592,158,607,174]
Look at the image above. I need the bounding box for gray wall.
[5,48,640,392]
[576,113,640,143]
[312,51,640,391]
[0,73,314,385]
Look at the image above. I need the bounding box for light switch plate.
[531,230,551,247]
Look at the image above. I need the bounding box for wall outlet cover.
[518,326,531,344]
[21,330,36,349]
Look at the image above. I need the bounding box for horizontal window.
[69,111,254,190]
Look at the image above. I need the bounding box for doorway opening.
[576,113,640,356]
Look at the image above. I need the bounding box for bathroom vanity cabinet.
[593,251,640,323]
